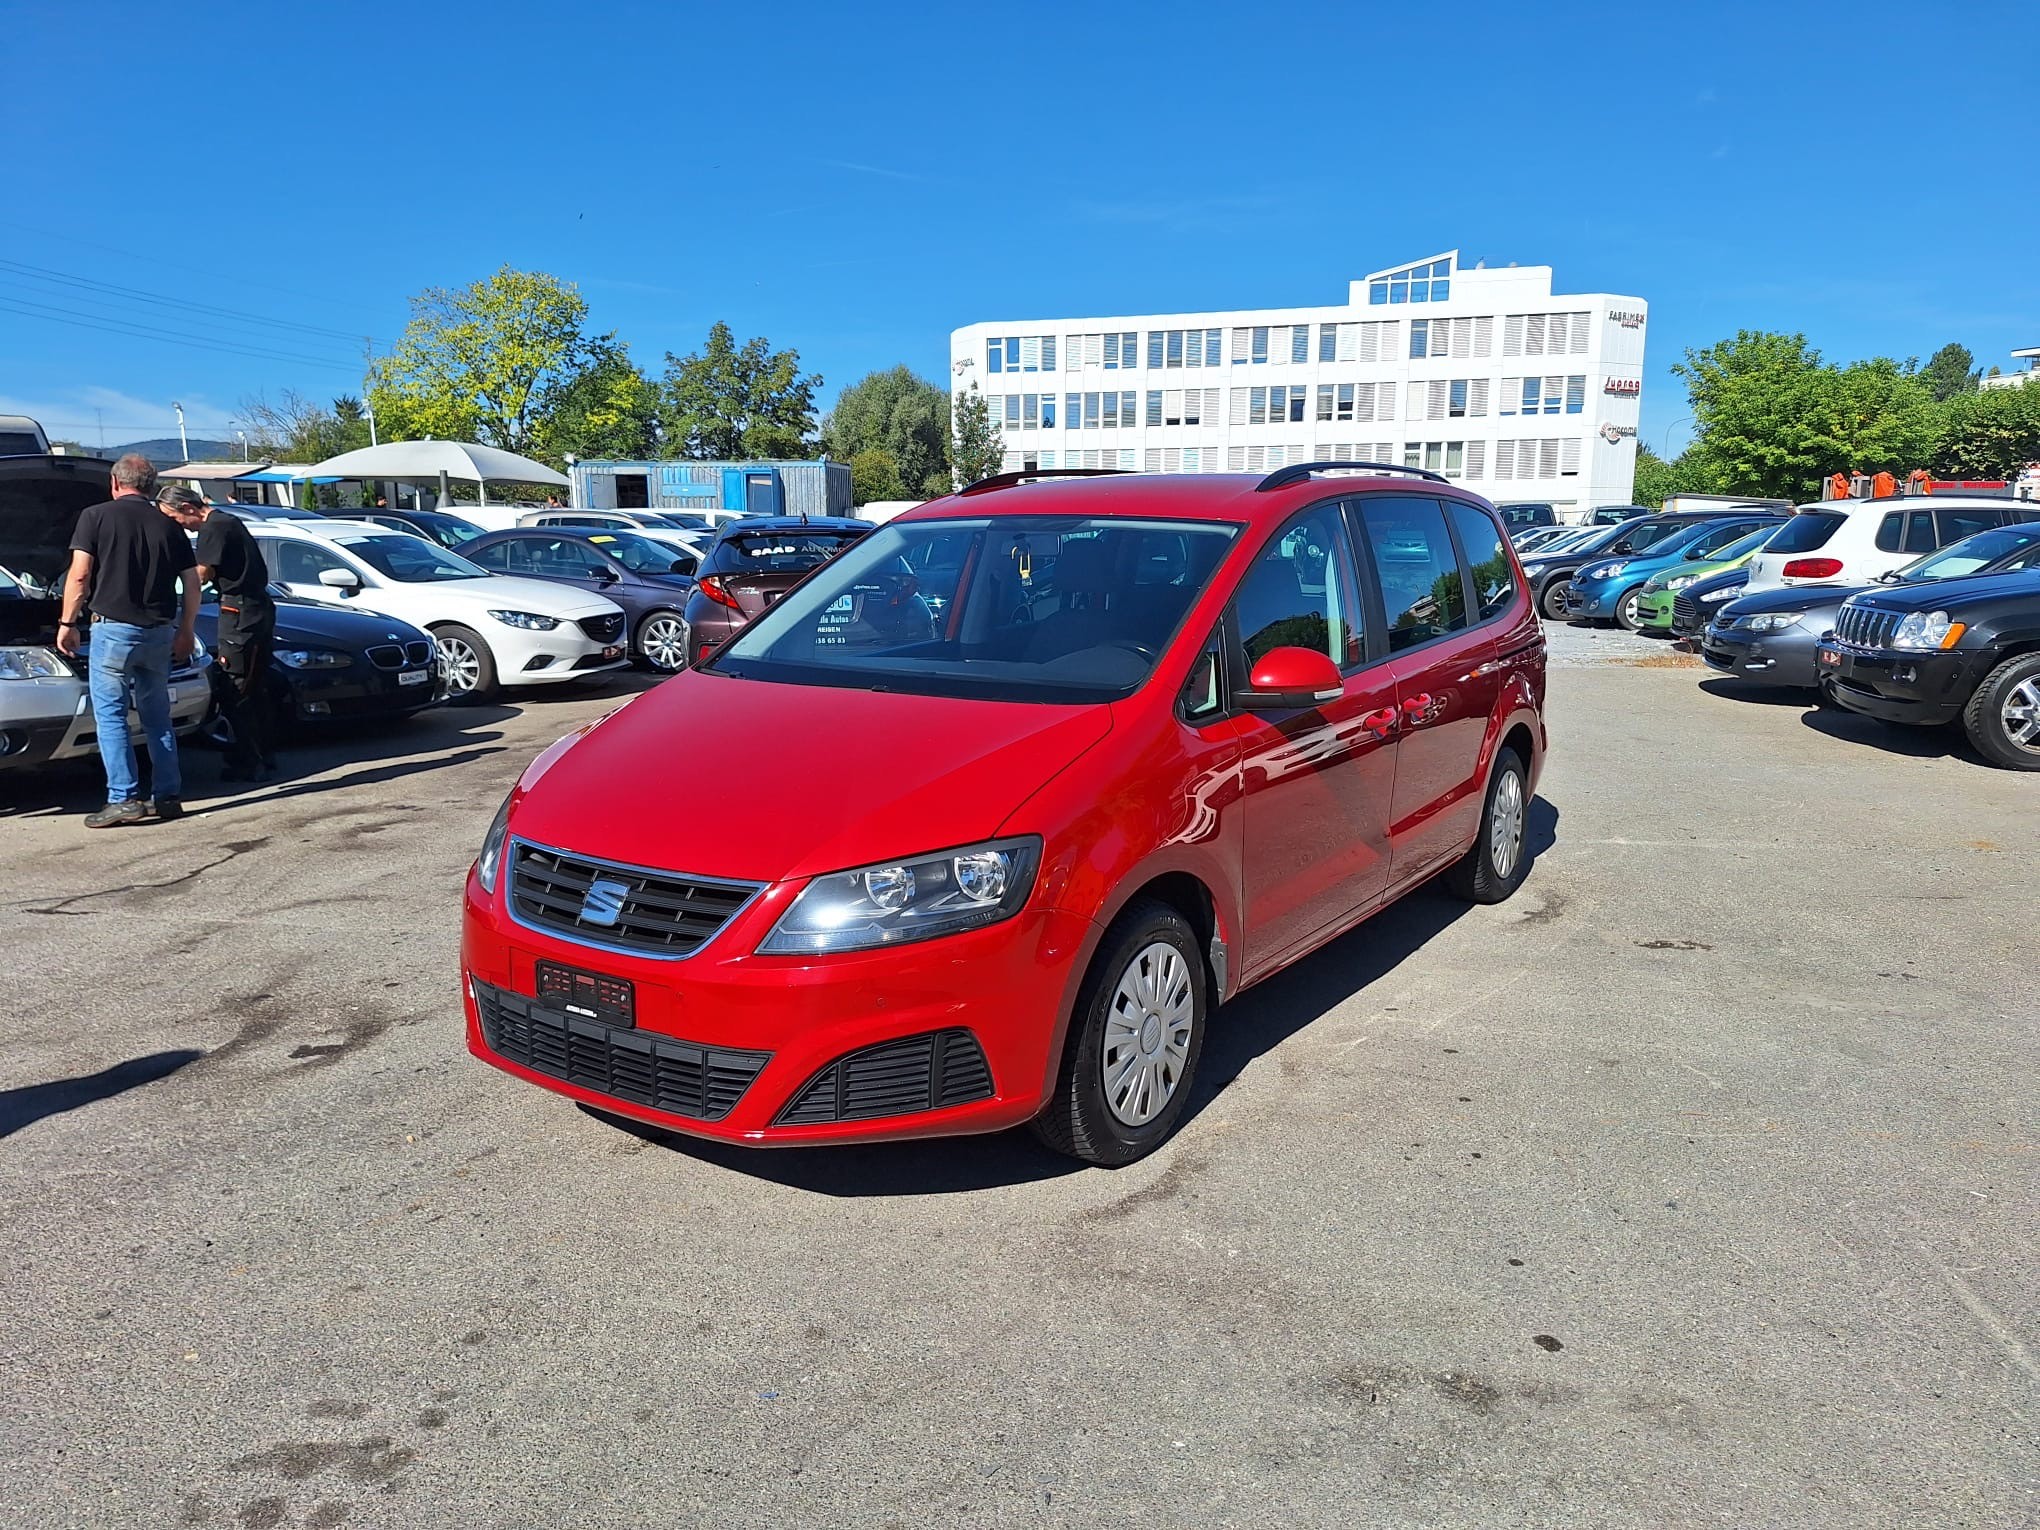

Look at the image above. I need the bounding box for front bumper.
[494,614,632,689]
[1815,641,1973,725]
[1566,577,1628,620]
[284,660,443,721]
[462,867,1092,1146]
[1700,622,1824,688]
[1633,589,1678,630]
[45,669,212,762]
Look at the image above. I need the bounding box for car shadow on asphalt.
[0,1049,203,1139]
[1797,705,1988,765]
[591,797,1561,1195]
[1696,677,1817,708]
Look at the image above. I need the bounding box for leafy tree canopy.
[660,322,820,460]
[536,341,663,463]
[949,384,1003,490]
[1920,343,1980,403]
[825,367,950,498]
[1931,383,2040,478]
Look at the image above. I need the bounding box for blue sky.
[4,0,2033,457]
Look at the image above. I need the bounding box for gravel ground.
[0,660,2032,1530]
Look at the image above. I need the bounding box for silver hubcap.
[2003,678,2040,752]
[437,635,482,694]
[1620,593,1638,625]
[1101,941,1195,1128]
[1490,767,1525,878]
[642,615,687,672]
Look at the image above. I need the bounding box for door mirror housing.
[670,556,698,577]
[1240,646,1345,710]
[317,567,361,593]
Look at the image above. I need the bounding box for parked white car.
[1743,496,2040,593]
[243,521,629,700]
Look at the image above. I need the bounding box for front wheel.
[432,624,498,702]
[1446,748,1531,903]
[1614,587,1648,632]
[1962,652,2040,770]
[1031,899,1208,1167]
[1539,579,1572,621]
[637,610,689,673]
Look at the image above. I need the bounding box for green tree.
[824,367,950,498]
[366,268,601,455]
[1920,343,1980,403]
[659,322,820,460]
[849,447,907,505]
[1632,445,1721,506]
[240,390,373,462]
[949,383,1003,488]
[1931,384,2040,477]
[536,342,663,463]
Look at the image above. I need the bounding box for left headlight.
[759,836,1043,955]
[275,647,353,669]
[1891,609,1966,651]
[476,792,514,895]
[1700,584,1742,604]
[488,610,560,631]
[1587,561,1628,580]
[0,645,74,680]
[1742,611,1804,632]
[1664,574,1697,591]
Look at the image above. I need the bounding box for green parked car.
[1632,525,1782,631]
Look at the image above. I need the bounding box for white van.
[1743,496,2040,593]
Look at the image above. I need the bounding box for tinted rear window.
[1766,512,1845,553]
[713,531,862,572]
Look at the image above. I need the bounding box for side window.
[1690,521,1753,557]
[1230,502,1365,669]
[1875,513,1904,552]
[1447,502,1515,621]
[1934,509,1996,546]
[1358,497,1470,653]
[1903,511,1936,554]
[467,541,512,571]
[268,540,347,585]
[1177,622,1226,722]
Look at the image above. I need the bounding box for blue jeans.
[88,621,180,803]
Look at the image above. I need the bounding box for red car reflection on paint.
[463,463,1547,1165]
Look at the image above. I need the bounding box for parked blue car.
[1564,512,1783,630]
[462,528,699,673]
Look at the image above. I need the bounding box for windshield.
[1901,526,2040,580]
[1700,525,1781,563]
[640,512,709,531]
[1607,519,1701,555]
[335,534,488,582]
[424,515,482,545]
[585,531,692,574]
[713,516,1239,703]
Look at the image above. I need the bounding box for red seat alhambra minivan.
[463,463,1547,1164]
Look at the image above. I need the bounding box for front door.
[1353,495,1501,893]
[1233,500,1399,980]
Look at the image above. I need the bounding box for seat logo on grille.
[578,877,631,927]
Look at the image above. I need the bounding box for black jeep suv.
[1816,570,2040,770]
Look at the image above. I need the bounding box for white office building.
[951,251,1648,517]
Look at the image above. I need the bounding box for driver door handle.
[1361,707,1398,738]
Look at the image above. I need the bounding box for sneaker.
[85,801,146,829]
[147,796,185,822]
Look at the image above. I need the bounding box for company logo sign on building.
[1608,310,1646,329]
[1599,422,1639,443]
[1604,377,1642,396]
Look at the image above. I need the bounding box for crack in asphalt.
[16,837,269,917]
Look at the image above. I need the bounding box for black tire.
[1031,898,1208,1167]
[431,623,498,702]
[1961,651,2040,771]
[1614,586,1648,632]
[1539,578,1572,621]
[1446,748,1532,904]
[636,610,689,674]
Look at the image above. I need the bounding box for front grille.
[774,1029,994,1126]
[579,613,625,644]
[1835,603,1899,650]
[1672,592,1697,630]
[508,840,761,958]
[366,639,435,670]
[405,639,433,666]
[474,979,767,1121]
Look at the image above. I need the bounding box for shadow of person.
[0,1050,204,1139]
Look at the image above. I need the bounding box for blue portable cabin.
[569,459,852,518]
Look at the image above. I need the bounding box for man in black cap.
[157,486,277,782]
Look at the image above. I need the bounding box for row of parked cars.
[1508,493,2040,770]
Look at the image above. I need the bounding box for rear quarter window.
[1767,512,1845,554]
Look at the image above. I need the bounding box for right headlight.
[759,837,1042,954]
[488,610,560,631]
[0,646,74,680]
[476,793,514,895]
[275,647,353,669]
[1743,612,1804,632]
[1891,610,1967,651]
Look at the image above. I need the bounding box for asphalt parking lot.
[2,651,2033,1530]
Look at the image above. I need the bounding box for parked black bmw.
[1710,525,2040,692]
[195,587,442,744]
[1816,570,2040,769]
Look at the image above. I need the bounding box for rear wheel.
[1032,898,1207,1167]
[1539,578,1572,621]
[432,624,498,702]
[1447,748,1531,904]
[1962,653,2040,770]
[637,610,689,674]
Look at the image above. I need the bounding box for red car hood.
[508,671,1113,884]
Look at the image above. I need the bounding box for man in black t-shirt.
[158,485,277,781]
[56,455,201,827]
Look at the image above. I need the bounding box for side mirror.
[317,567,361,593]
[1241,646,1344,710]
[670,556,698,577]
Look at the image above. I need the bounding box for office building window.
[1233,385,1308,426]
[1313,381,1397,424]
[1142,446,1219,472]
[1145,388,1217,426]
[999,393,1057,431]
[1104,331,1138,370]
[1316,440,1396,464]
[1409,316,1494,361]
[1226,443,1309,472]
[1411,378,1490,421]
[1502,311,1591,358]
[1492,438,1583,480]
[988,334,1056,373]
[1147,328,1224,369]
[1290,324,1311,363]
[1231,326,1271,365]
[1318,319,1402,363]
[1499,376,1585,417]
[1402,440,1471,478]
[1061,332,1140,371]
[1065,391,1139,430]
[1367,258,1454,305]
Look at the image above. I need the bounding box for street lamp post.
[173,402,188,461]
[237,431,248,462]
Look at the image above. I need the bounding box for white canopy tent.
[306,440,568,515]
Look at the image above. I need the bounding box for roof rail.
[958,467,1130,497]
[1255,459,1451,492]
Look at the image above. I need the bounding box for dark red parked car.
[679,516,872,668]
[463,465,1548,1164]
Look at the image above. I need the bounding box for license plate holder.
[398,668,430,686]
[535,961,635,1028]
[602,645,623,660]
[1818,647,1842,670]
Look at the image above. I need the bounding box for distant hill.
[109,437,243,465]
